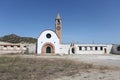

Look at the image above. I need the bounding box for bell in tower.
[55,13,62,44]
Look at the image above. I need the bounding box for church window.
[57,20,60,24]
[46,33,51,39]
[117,46,120,51]
[57,26,61,30]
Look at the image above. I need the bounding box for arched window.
[117,46,120,51]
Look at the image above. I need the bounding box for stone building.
[0,41,27,54]
[0,41,36,54]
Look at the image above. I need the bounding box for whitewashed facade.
[0,14,115,55]
[37,14,113,55]
[37,30,60,54]
[60,44,112,54]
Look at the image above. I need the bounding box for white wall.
[60,44,70,54]
[60,44,112,54]
[37,30,60,54]
[106,45,113,54]
[75,44,111,54]
[25,43,36,53]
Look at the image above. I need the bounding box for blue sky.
[0,0,120,44]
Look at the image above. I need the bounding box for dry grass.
[0,55,110,80]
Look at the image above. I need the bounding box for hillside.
[0,34,37,43]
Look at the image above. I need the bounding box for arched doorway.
[71,48,75,54]
[41,42,55,54]
[104,48,107,54]
[46,46,51,53]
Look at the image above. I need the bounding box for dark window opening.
[79,46,82,50]
[17,46,20,47]
[95,47,98,50]
[11,46,14,47]
[4,46,7,47]
[90,47,93,50]
[100,47,103,50]
[117,46,120,51]
[85,47,87,50]
[57,20,60,24]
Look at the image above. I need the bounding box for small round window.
[46,33,51,39]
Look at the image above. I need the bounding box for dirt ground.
[54,54,120,80]
[0,54,120,80]
[33,54,120,80]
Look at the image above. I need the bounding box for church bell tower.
[55,14,62,44]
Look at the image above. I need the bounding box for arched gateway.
[41,43,55,54]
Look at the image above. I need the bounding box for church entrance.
[46,46,51,53]
[41,42,55,54]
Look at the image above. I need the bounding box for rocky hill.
[0,34,37,43]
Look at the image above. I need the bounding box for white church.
[0,14,120,55]
[37,14,113,55]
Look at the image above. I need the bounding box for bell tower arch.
[55,13,62,44]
